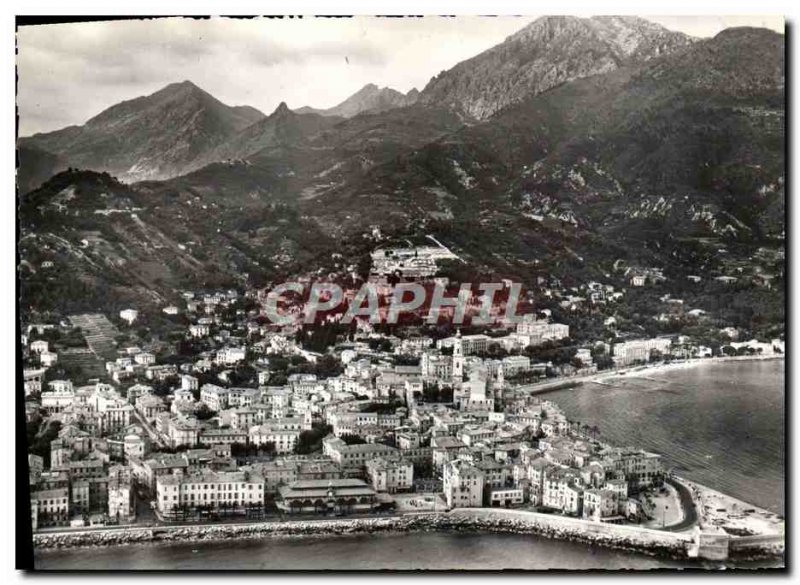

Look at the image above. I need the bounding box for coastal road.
[662,478,698,532]
[35,511,412,537]
[513,358,726,398]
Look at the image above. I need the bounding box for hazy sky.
[16,15,784,136]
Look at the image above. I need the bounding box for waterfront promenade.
[514,354,784,400]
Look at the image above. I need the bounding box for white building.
[366,457,414,494]
[30,340,49,354]
[612,338,672,366]
[181,375,199,392]
[120,309,139,325]
[248,425,301,454]
[41,385,75,414]
[189,324,210,338]
[134,352,156,366]
[156,470,265,517]
[200,384,230,411]
[501,355,531,376]
[217,347,246,365]
[437,333,492,355]
[515,315,570,345]
[443,460,485,509]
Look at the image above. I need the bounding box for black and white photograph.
[13,7,787,573]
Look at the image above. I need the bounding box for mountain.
[18,168,337,314]
[18,81,267,182]
[418,15,695,120]
[142,102,464,211]
[17,22,785,338]
[295,84,419,118]
[17,145,69,194]
[191,101,343,167]
[297,26,784,287]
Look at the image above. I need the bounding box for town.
[23,246,784,536]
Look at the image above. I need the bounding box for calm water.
[548,360,785,515]
[34,531,782,570]
[35,360,784,570]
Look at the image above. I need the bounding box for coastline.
[519,354,784,397]
[33,356,785,564]
[611,354,784,377]
[33,481,785,563]
[684,478,785,533]
[32,512,689,560]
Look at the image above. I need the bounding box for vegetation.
[295,423,333,455]
[28,420,63,467]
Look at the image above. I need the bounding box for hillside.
[295,84,419,118]
[17,145,68,194]
[19,169,337,315]
[418,15,695,120]
[297,27,784,285]
[192,102,343,167]
[141,103,465,211]
[17,22,785,338]
[18,81,267,182]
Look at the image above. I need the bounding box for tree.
[594,354,614,370]
[483,343,508,359]
[295,423,333,455]
[30,420,62,467]
[339,433,367,445]
[367,338,393,353]
[314,354,343,379]
[194,403,215,421]
[394,354,420,367]
[26,418,42,446]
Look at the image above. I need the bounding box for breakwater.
[35,511,688,560]
[34,509,783,562]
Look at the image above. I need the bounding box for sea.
[34,359,785,571]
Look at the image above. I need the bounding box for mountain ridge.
[19,81,268,183]
[418,15,696,120]
[294,83,420,118]
[17,21,784,336]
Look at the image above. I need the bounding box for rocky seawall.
[34,513,689,560]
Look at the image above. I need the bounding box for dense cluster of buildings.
[27,274,770,532]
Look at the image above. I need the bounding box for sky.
[16,15,785,136]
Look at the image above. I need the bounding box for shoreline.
[594,354,785,383]
[34,482,785,563]
[683,478,785,534]
[33,357,784,564]
[612,354,784,376]
[32,512,689,560]
[517,354,784,396]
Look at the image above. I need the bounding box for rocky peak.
[272,101,292,116]
[292,83,419,118]
[420,15,694,120]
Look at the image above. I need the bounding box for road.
[35,511,410,536]
[132,408,168,449]
[425,234,465,263]
[662,477,699,532]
